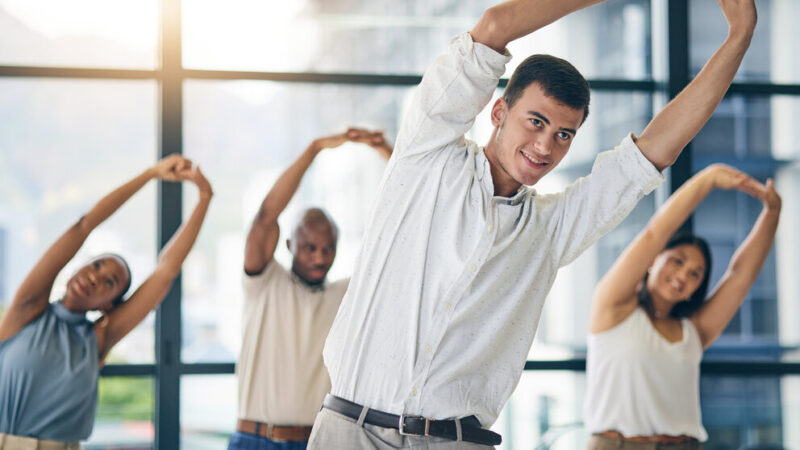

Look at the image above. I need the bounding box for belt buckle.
[398,415,433,437]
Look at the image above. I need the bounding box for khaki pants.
[588,434,703,450]
[0,433,81,450]
[308,407,493,450]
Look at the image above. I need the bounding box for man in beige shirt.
[229,128,391,450]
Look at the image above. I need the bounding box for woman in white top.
[584,164,781,449]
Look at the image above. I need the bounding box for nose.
[312,250,326,265]
[674,268,690,283]
[533,133,552,156]
[88,272,98,286]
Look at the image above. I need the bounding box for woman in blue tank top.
[584,164,781,449]
[0,155,213,448]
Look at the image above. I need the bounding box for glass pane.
[495,371,587,450]
[0,0,159,69]
[701,375,800,449]
[693,95,800,161]
[181,80,406,363]
[181,375,237,449]
[183,0,651,80]
[0,78,158,363]
[690,0,800,83]
[86,376,154,450]
[691,94,800,361]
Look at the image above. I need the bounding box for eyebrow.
[675,250,705,272]
[527,111,577,135]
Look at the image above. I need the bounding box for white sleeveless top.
[583,307,707,441]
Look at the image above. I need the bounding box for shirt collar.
[52,300,89,324]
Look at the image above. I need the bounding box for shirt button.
[444,303,452,310]
[469,264,476,272]
[425,345,432,353]
[410,388,417,396]
[487,225,494,232]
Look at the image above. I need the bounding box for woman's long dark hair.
[637,233,712,319]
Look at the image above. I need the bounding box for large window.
[0,78,158,364]
[1,0,798,449]
[0,0,159,69]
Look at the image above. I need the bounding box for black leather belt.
[322,394,502,446]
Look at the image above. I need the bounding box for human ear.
[490,98,507,127]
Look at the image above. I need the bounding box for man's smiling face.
[486,82,584,195]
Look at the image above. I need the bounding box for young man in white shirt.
[310,0,757,448]
[230,129,391,450]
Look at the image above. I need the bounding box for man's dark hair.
[638,233,713,319]
[503,54,590,124]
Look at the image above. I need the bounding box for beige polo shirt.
[238,261,348,425]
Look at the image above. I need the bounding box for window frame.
[2,0,800,448]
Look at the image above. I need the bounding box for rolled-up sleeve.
[553,133,665,267]
[394,32,511,160]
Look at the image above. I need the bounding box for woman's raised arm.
[691,179,781,348]
[0,155,192,342]
[590,165,762,333]
[96,165,213,361]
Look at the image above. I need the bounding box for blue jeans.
[227,431,309,450]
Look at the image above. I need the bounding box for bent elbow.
[472,6,510,51]
[479,6,504,32]
[74,215,93,237]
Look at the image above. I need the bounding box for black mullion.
[728,82,800,96]
[100,365,157,377]
[155,0,183,448]
[523,359,800,376]
[184,70,659,92]
[178,363,236,375]
[168,359,800,376]
[667,0,693,233]
[181,69,422,86]
[0,66,157,79]
[21,65,800,96]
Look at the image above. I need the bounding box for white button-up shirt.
[323,32,664,427]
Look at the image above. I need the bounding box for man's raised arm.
[244,129,391,275]
[636,0,757,171]
[470,0,605,54]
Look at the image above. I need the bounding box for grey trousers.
[307,407,494,450]
[588,434,703,450]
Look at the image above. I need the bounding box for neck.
[649,294,674,320]
[484,135,522,197]
[60,294,80,313]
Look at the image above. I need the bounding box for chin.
[515,173,542,187]
[516,165,549,185]
[661,291,686,305]
[303,273,327,284]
